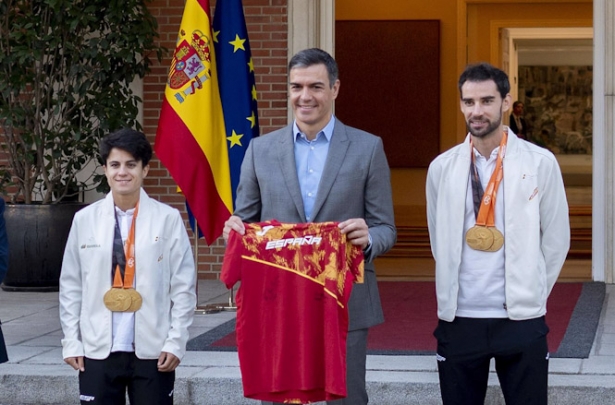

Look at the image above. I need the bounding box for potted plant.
[0,0,164,290]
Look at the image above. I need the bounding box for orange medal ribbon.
[103,203,142,312]
[474,132,506,228]
[465,132,507,252]
[112,203,138,289]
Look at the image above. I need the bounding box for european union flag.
[213,0,260,208]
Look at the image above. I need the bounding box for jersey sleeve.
[220,229,243,288]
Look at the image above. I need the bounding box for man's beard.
[466,110,502,138]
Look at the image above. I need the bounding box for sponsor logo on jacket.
[80,244,101,249]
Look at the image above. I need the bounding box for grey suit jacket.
[234,118,397,330]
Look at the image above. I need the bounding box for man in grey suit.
[223,48,396,405]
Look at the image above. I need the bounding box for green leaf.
[0,0,163,202]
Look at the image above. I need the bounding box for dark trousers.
[262,328,369,405]
[79,352,175,405]
[434,316,549,405]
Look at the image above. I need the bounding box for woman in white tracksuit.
[59,128,196,405]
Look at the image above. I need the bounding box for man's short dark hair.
[100,128,152,166]
[513,101,524,109]
[458,62,510,99]
[289,48,339,88]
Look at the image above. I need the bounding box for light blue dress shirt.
[293,116,372,252]
[293,116,335,221]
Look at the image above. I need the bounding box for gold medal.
[485,227,504,252]
[125,288,142,312]
[465,226,494,251]
[104,288,132,312]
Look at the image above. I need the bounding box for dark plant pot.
[1,203,87,292]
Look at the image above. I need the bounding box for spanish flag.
[155,0,230,244]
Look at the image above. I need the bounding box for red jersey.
[221,221,364,404]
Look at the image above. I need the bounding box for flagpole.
[193,218,237,314]
[193,217,201,311]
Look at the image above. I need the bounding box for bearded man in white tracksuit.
[426,63,570,405]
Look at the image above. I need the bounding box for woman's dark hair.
[100,128,152,166]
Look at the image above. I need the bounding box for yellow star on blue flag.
[227,130,244,147]
[229,34,246,52]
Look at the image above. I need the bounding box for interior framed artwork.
[518,65,593,156]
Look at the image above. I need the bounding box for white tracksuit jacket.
[59,189,196,360]
[426,129,570,322]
